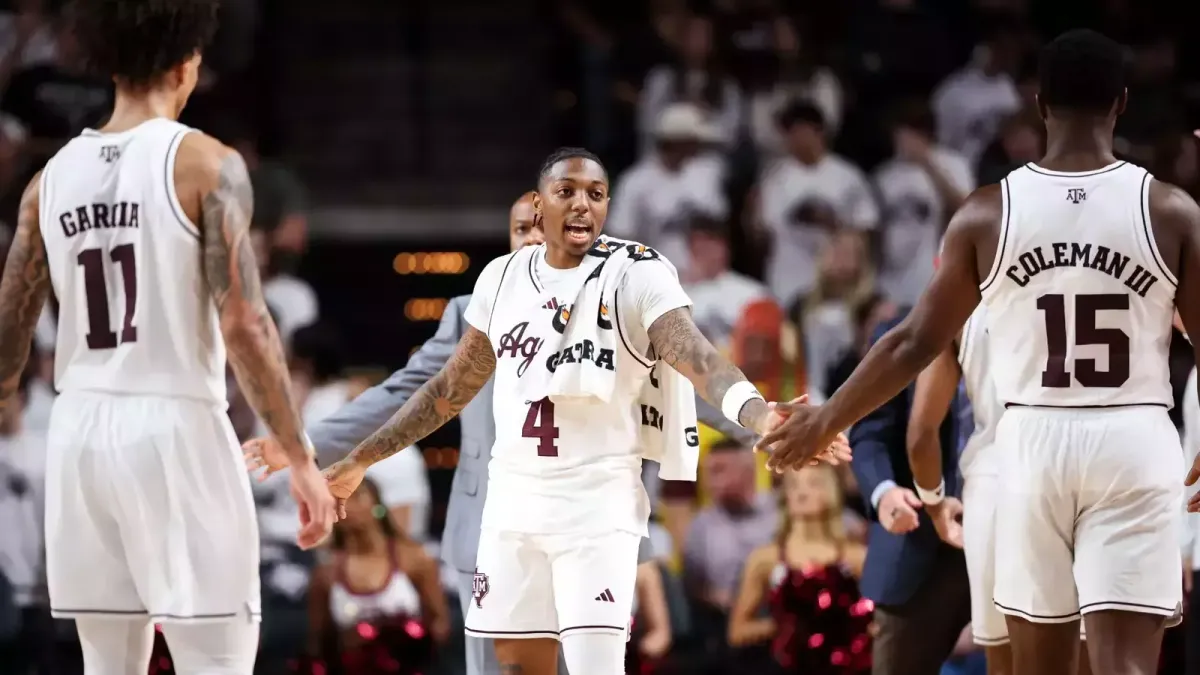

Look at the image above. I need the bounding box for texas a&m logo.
[472,568,490,609]
[1066,187,1086,204]
[496,322,543,377]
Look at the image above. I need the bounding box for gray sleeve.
[309,296,466,467]
[694,394,756,445]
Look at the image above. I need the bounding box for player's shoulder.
[953,182,1005,223]
[1147,175,1200,226]
[175,131,245,179]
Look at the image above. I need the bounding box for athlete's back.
[981,161,1174,408]
[983,161,1184,632]
[41,118,224,401]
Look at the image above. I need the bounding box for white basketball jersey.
[980,161,1175,408]
[956,305,1001,476]
[464,244,691,535]
[39,118,225,403]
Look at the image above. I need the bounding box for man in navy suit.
[848,311,971,675]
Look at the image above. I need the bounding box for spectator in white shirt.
[931,21,1024,167]
[638,13,742,154]
[681,216,771,354]
[607,102,728,265]
[874,99,975,306]
[751,100,879,307]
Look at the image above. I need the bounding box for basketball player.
[320,147,849,675]
[759,29,1200,675]
[0,1,335,672]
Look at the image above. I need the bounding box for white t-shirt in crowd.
[684,270,771,353]
[606,153,728,267]
[758,153,879,305]
[873,146,975,305]
[367,447,431,543]
[932,65,1020,167]
[264,274,319,341]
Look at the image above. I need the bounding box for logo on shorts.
[594,588,615,603]
[472,568,490,609]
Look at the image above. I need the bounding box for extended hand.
[289,459,337,550]
[928,496,964,548]
[1186,451,1200,512]
[323,458,368,520]
[755,400,844,471]
[243,436,289,481]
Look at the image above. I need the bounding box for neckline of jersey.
[1024,160,1126,177]
[80,117,166,138]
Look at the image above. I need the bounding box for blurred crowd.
[1,0,1200,674]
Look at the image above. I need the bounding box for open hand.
[243,436,289,481]
[928,496,964,548]
[322,458,368,520]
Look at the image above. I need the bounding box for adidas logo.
[594,589,615,603]
[543,298,562,310]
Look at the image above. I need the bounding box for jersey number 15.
[1037,293,1129,388]
[78,244,138,349]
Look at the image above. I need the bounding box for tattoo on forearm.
[648,308,758,426]
[200,150,306,462]
[0,175,50,408]
[349,326,495,466]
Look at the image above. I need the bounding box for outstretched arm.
[905,344,960,494]
[648,307,770,434]
[0,172,51,409]
[346,325,495,467]
[190,136,309,466]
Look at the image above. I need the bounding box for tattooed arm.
[182,134,309,466]
[0,173,51,410]
[648,307,771,434]
[346,326,496,467]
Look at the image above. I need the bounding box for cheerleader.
[728,465,871,674]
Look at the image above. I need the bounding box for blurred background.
[2,0,1200,673]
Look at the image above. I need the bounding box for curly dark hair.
[71,0,220,87]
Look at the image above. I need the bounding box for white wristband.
[915,479,945,506]
[721,381,765,427]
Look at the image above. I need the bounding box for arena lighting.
[404,297,449,321]
[393,252,470,275]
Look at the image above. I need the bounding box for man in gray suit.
[244,192,751,674]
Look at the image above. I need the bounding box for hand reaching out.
[243,436,289,481]
[322,458,368,520]
[756,396,851,471]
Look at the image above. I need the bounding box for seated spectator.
[728,465,870,675]
[607,102,728,265]
[0,0,58,76]
[931,20,1023,168]
[683,217,771,353]
[305,479,449,675]
[798,230,875,399]
[638,13,741,153]
[683,439,778,625]
[751,100,877,308]
[874,99,974,306]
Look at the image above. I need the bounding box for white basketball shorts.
[46,391,261,624]
[962,471,1008,646]
[992,405,1184,624]
[465,528,641,640]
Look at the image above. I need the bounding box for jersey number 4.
[522,398,560,457]
[78,244,138,350]
[1037,293,1129,388]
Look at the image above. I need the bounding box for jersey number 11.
[78,244,138,350]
